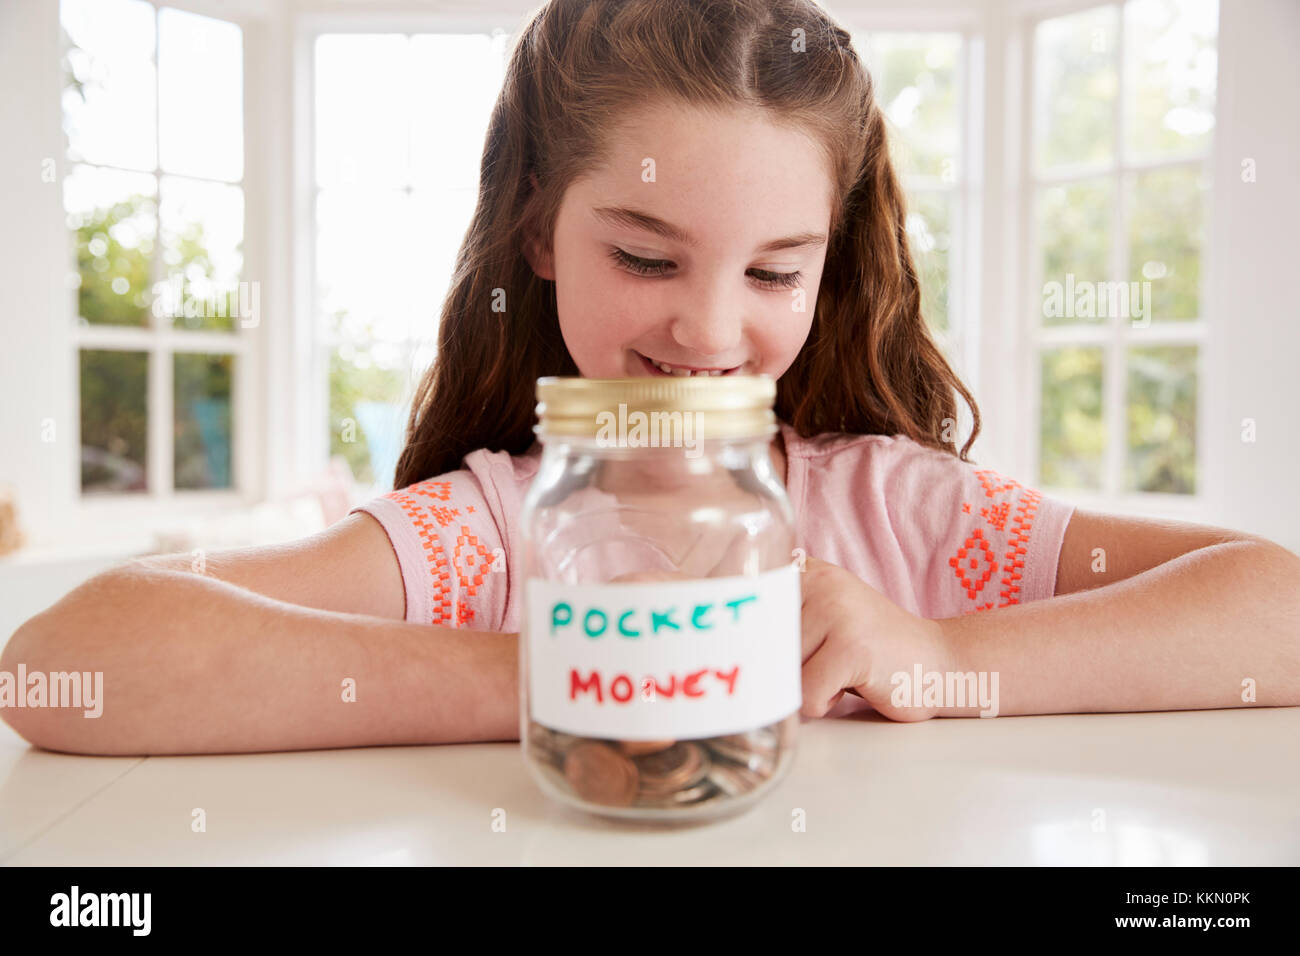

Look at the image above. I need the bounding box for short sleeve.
[883,440,1076,619]
[349,470,510,631]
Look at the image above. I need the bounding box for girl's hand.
[798,555,953,721]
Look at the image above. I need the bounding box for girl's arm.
[935,510,1300,715]
[0,514,520,754]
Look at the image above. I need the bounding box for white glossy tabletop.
[2,706,1297,866]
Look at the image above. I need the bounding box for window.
[60,0,248,498]
[1029,0,1217,498]
[856,32,964,344]
[852,29,975,441]
[312,31,512,489]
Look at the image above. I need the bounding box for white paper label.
[524,565,802,739]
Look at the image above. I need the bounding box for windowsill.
[1037,487,1216,521]
[0,535,156,569]
[0,490,355,574]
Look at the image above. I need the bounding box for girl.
[4,0,1297,755]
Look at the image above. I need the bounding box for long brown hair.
[393,0,980,488]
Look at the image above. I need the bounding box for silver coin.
[706,740,775,774]
[748,726,781,751]
[527,741,561,769]
[634,777,718,808]
[707,762,765,797]
[669,779,718,804]
[709,729,778,757]
[553,731,583,751]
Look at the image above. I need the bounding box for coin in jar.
[617,738,677,756]
[526,724,564,766]
[563,741,640,807]
[527,737,555,764]
[634,742,710,795]
[528,723,556,746]
[635,776,718,808]
[705,737,776,774]
[714,728,778,755]
[668,778,718,805]
[706,761,766,797]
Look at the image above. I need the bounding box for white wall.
[1205,0,1300,552]
[0,0,77,553]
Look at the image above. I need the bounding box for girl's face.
[527,103,835,379]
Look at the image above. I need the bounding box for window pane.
[1034,7,1118,170]
[1124,0,1218,161]
[316,30,512,487]
[174,353,234,490]
[159,8,244,182]
[1129,166,1206,321]
[1040,347,1105,489]
[315,35,409,188]
[862,33,961,181]
[904,190,950,333]
[60,0,157,171]
[80,349,148,493]
[1037,180,1112,326]
[329,346,411,488]
[160,175,245,331]
[409,34,508,190]
[65,164,157,327]
[410,187,479,314]
[317,188,421,344]
[1127,345,1196,494]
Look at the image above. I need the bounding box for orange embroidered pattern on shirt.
[382,479,489,628]
[950,469,1043,614]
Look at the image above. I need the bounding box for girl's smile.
[630,350,745,377]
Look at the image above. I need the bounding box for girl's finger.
[800,638,861,718]
[797,560,838,661]
[799,588,837,663]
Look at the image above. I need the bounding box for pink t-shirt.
[348,421,1076,632]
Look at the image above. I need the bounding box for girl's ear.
[522,172,556,280]
[523,234,555,280]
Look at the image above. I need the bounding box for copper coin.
[617,738,677,756]
[635,742,709,795]
[563,741,640,807]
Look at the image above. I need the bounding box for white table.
[2,706,1297,865]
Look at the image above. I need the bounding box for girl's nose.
[668,281,744,359]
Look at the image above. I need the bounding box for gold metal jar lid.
[535,375,777,439]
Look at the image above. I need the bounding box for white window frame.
[1013,0,1215,518]
[57,0,271,541]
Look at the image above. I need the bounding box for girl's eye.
[748,267,804,291]
[609,248,672,278]
[608,248,802,291]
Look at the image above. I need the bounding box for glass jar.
[519,374,801,824]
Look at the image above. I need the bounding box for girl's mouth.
[633,351,743,377]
